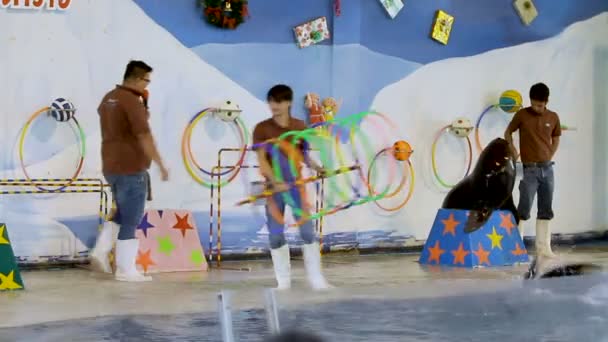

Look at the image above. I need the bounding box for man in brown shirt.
[505,83,561,258]
[92,60,169,282]
[252,84,331,290]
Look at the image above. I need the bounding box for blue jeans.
[518,163,555,220]
[266,189,316,249]
[104,172,148,240]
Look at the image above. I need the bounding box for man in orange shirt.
[253,85,331,290]
[92,60,169,281]
[505,83,561,258]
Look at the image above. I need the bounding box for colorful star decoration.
[136,249,156,273]
[420,209,529,267]
[157,235,175,255]
[0,271,23,290]
[499,212,516,235]
[173,213,194,238]
[441,213,459,236]
[190,249,205,266]
[0,224,10,245]
[137,213,156,238]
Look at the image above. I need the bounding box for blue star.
[137,213,155,238]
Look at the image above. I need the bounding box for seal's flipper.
[463,209,493,233]
[540,263,603,278]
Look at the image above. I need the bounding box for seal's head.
[476,138,514,175]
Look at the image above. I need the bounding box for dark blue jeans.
[266,189,315,249]
[518,163,555,220]
[104,172,148,240]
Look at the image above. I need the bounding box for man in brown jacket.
[505,83,561,258]
[92,60,169,281]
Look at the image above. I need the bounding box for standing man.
[252,84,331,290]
[94,60,169,282]
[504,83,561,258]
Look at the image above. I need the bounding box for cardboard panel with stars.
[0,223,24,291]
[419,209,529,267]
[135,210,208,273]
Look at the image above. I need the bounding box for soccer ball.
[214,100,241,122]
[49,98,76,122]
[449,118,473,138]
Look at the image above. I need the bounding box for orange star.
[511,242,527,256]
[173,213,194,237]
[451,243,470,265]
[427,241,445,264]
[499,212,516,235]
[136,249,156,273]
[441,213,460,236]
[472,243,491,266]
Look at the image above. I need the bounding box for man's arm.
[550,136,560,159]
[124,96,168,178]
[504,113,521,159]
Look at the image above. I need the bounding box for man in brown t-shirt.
[252,84,331,291]
[505,83,561,258]
[91,60,169,282]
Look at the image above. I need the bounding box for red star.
[451,243,470,265]
[427,241,445,264]
[472,243,491,266]
[441,213,460,236]
[499,212,516,235]
[511,242,527,256]
[173,213,194,237]
[136,249,156,273]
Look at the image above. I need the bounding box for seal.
[524,256,603,279]
[442,137,519,233]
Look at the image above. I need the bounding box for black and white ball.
[214,100,241,122]
[49,98,76,122]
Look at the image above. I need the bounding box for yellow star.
[0,224,9,244]
[486,227,503,250]
[0,270,23,290]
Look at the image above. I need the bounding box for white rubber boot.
[115,239,152,282]
[535,219,557,258]
[302,242,332,290]
[89,222,115,273]
[270,244,291,290]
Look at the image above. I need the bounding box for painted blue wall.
[131,0,608,124]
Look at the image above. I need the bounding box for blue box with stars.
[419,209,529,267]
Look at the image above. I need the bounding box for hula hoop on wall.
[18,107,86,192]
[181,108,249,188]
[474,104,501,153]
[431,125,473,188]
[367,147,415,212]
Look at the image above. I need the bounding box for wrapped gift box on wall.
[135,210,208,273]
[431,10,454,45]
[293,17,330,48]
[0,223,24,291]
[513,0,538,26]
[379,0,404,19]
[419,209,529,267]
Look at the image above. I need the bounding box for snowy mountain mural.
[0,0,606,262]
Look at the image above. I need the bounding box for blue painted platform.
[419,209,529,267]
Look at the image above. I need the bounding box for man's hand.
[271,182,290,193]
[159,164,169,181]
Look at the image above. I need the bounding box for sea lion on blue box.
[442,138,519,233]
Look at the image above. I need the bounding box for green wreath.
[198,0,248,29]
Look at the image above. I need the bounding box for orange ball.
[392,140,412,161]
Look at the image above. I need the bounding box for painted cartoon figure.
[321,97,340,122]
[305,92,324,126]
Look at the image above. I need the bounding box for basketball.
[393,140,412,161]
[498,90,522,113]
